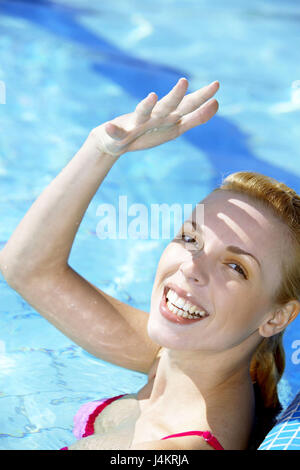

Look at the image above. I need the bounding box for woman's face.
[147,190,286,352]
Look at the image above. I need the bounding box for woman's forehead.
[196,190,278,226]
[189,190,285,258]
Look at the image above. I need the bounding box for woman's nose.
[179,256,208,285]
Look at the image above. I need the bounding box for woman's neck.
[147,347,253,410]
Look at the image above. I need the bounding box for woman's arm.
[0,78,219,280]
[0,78,219,373]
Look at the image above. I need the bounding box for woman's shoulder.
[139,349,256,450]
[205,380,256,450]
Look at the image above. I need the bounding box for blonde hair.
[213,171,300,410]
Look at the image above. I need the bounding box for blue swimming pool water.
[0,0,300,450]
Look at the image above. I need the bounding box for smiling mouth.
[160,287,209,324]
[165,287,209,318]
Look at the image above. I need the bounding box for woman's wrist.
[86,127,126,161]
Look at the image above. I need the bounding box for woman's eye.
[182,234,195,243]
[180,232,197,244]
[228,263,247,279]
[179,231,203,251]
[179,233,248,279]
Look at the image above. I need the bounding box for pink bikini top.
[61,393,224,450]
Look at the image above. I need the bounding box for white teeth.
[168,290,176,302]
[189,305,197,314]
[166,288,207,317]
[175,297,185,308]
[167,300,204,319]
[166,299,207,319]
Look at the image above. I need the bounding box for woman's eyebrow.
[188,220,201,232]
[226,245,261,269]
[186,220,261,269]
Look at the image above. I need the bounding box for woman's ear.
[259,299,300,338]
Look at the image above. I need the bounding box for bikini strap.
[83,394,127,438]
[161,430,224,450]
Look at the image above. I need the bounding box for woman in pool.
[1,78,299,450]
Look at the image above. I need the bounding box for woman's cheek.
[156,243,183,272]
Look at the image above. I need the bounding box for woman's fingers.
[134,92,158,125]
[105,122,128,140]
[178,98,219,135]
[152,78,188,117]
[134,79,218,128]
[104,80,219,151]
[176,81,219,117]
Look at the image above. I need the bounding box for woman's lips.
[159,287,206,325]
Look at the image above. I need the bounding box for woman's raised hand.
[90,78,219,158]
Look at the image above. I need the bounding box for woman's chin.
[147,317,186,350]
